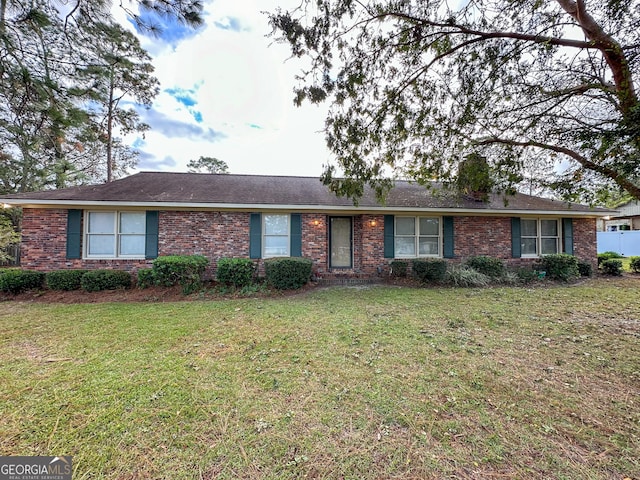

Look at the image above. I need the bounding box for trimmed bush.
[629,256,640,273]
[516,267,539,284]
[577,260,593,277]
[598,251,623,266]
[46,270,88,291]
[136,268,157,288]
[465,256,505,278]
[538,254,579,281]
[264,257,313,290]
[601,259,623,276]
[81,270,132,292]
[0,269,45,293]
[412,259,447,283]
[389,260,408,278]
[444,265,490,287]
[216,258,256,287]
[152,255,209,293]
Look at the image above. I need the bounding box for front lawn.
[1,278,639,479]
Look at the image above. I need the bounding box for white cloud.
[116,0,330,177]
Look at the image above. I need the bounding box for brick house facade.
[4,173,609,280]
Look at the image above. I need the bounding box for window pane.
[521,219,537,237]
[396,217,415,236]
[395,237,415,257]
[419,237,439,255]
[540,219,558,237]
[264,215,289,235]
[120,212,146,234]
[87,234,115,255]
[521,238,537,256]
[120,235,145,256]
[419,217,439,236]
[88,212,114,234]
[541,238,558,255]
[264,236,289,257]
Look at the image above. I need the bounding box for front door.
[329,217,353,268]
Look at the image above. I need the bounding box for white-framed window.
[521,218,560,257]
[263,214,289,258]
[85,211,146,258]
[395,216,441,258]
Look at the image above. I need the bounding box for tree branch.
[477,137,640,198]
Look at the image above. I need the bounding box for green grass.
[1,278,639,479]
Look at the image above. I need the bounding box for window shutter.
[249,213,262,259]
[145,211,159,259]
[442,216,454,258]
[290,214,302,257]
[562,218,574,255]
[384,215,395,258]
[66,209,82,259]
[511,217,521,258]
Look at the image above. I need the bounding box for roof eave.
[1,199,616,217]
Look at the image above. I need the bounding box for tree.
[269,0,640,203]
[187,156,229,174]
[75,21,159,182]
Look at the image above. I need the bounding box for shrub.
[152,255,209,293]
[46,270,87,291]
[264,257,313,290]
[597,251,623,266]
[577,260,593,277]
[465,256,505,278]
[389,260,408,278]
[216,258,256,287]
[538,254,579,281]
[0,270,45,293]
[516,267,539,284]
[136,268,157,288]
[81,270,131,292]
[412,259,447,283]
[444,265,490,287]
[601,259,623,276]
[629,256,640,273]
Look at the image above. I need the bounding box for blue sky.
[112,0,329,177]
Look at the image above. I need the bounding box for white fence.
[597,231,640,256]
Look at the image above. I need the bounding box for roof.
[0,172,615,217]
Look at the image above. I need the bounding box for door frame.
[328,216,353,269]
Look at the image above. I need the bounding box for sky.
[111,0,330,178]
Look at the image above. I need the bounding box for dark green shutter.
[511,217,521,258]
[145,211,159,259]
[443,216,454,258]
[290,214,302,257]
[66,209,82,259]
[249,213,262,259]
[562,218,574,255]
[384,215,395,258]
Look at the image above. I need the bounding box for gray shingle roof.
[0,172,614,216]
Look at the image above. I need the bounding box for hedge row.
[390,254,594,286]
[0,268,132,293]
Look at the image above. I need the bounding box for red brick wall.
[573,218,597,265]
[20,209,151,272]
[302,214,328,276]
[18,209,598,276]
[454,216,513,259]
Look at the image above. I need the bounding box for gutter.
[1,199,617,218]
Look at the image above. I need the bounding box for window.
[263,214,289,257]
[85,211,146,258]
[395,216,440,258]
[521,218,559,257]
